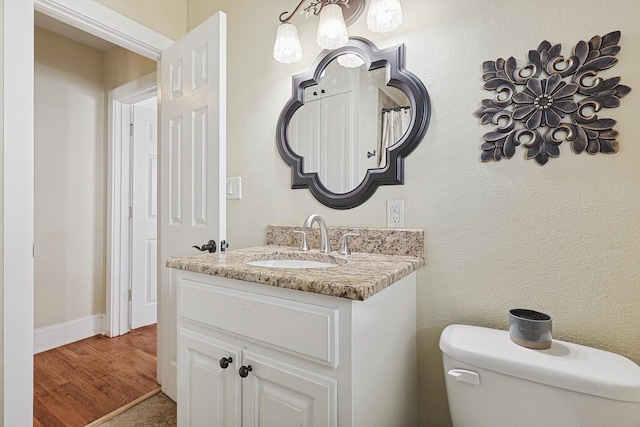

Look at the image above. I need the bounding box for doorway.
[7,1,225,420]
[2,1,171,422]
[106,73,159,338]
[34,5,162,418]
[32,23,160,423]
[33,18,159,346]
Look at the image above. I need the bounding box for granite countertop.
[166,245,424,301]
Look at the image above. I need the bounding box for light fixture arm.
[279,0,308,23]
[279,0,352,24]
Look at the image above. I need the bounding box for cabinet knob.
[219,357,233,369]
[239,365,253,378]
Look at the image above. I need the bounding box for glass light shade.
[337,53,365,68]
[273,22,303,64]
[367,0,403,33]
[316,4,349,50]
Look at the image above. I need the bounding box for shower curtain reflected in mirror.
[378,107,411,167]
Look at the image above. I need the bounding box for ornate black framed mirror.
[276,37,431,209]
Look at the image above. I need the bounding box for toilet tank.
[439,324,640,427]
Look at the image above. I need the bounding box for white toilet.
[439,324,640,427]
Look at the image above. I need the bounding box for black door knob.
[219,357,233,369]
[239,365,252,378]
[192,240,217,253]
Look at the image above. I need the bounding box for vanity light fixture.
[337,53,365,68]
[367,0,403,33]
[273,0,403,64]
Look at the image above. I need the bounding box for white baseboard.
[34,314,104,354]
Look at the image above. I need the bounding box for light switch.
[226,177,242,200]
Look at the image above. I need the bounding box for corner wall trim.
[34,314,104,354]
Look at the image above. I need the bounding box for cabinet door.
[241,351,337,427]
[178,328,242,427]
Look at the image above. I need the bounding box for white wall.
[34,27,106,329]
[188,1,640,425]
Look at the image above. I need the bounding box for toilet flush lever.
[447,369,480,386]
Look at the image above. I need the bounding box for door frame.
[2,2,35,424]
[34,0,172,60]
[106,73,157,338]
[2,0,172,420]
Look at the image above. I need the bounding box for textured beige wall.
[95,0,187,40]
[34,28,105,328]
[188,1,640,426]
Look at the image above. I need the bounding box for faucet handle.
[293,230,310,252]
[339,233,359,255]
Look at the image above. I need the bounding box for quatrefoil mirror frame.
[276,37,431,210]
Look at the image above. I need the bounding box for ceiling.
[35,11,116,51]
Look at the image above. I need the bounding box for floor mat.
[92,392,176,427]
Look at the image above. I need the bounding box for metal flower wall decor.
[475,31,631,165]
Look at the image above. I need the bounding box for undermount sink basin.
[245,251,348,269]
[247,259,338,269]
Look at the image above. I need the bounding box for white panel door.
[159,12,227,400]
[288,101,321,174]
[131,103,158,329]
[321,91,354,193]
[242,351,337,427]
[288,92,354,194]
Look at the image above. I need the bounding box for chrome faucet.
[303,214,332,253]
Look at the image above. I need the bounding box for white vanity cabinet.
[176,270,417,427]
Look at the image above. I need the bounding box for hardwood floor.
[33,324,160,427]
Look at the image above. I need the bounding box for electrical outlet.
[386,199,405,228]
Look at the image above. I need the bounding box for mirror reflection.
[287,54,410,194]
[276,37,431,210]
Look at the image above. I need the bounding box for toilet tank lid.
[439,324,640,403]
